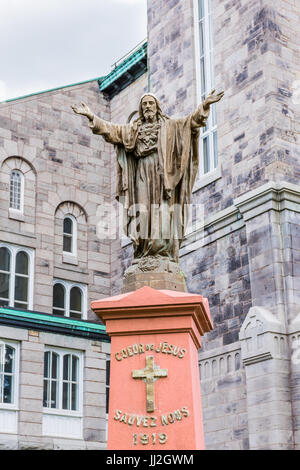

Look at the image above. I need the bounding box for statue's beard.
[144,110,156,121]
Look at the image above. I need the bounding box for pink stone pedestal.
[91,286,213,450]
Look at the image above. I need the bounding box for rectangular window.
[0,339,19,434]
[43,347,83,439]
[43,348,82,412]
[195,0,218,176]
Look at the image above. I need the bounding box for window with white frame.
[0,244,34,310]
[9,170,24,212]
[52,280,87,320]
[43,347,83,439]
[195,0,218,175]
[63,215,77,256]
[43,349,82,412]
[0,339,19,434]
[0,340,19,407]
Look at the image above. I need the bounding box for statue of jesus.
[72,90,223,264]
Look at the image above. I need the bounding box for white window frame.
[53,279,87,320]
[0,243,34,310]
[43,347,83,439]
[43,347,83,416]
[194,0,219,177]
[9,169,24,213]
[63,214,77,258]
[0,339,19,410]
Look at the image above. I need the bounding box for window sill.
[8,208,24,222]
[192,166,222,192]
[62,253,78,265]
[43,408,82,418]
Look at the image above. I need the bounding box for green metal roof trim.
[99,41,147,93]
[0,77,105,105]
[0,306,109,342]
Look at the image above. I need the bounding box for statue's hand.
[71,102,94,120]
[203,89,224,110]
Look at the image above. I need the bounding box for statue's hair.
[136,93,169,123]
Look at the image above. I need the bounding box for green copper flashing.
[0,306,109,341]
[0,77,105,105]
[99,41,147,97]
[0,40,147,105]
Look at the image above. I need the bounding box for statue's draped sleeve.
[89,114,138,236]
[159,103,210,193]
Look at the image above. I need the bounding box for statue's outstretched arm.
[71,102,123,145]
[191,89,224,129]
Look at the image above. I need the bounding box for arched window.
[43,351,59,409]
[14,251,29,309]
[63,215,77,256]
[0,244,33,310]
[53,283,65,316]
[0,247,11,306]
[53,281,86,319]
[9,170,24,212]
[69,286,82,319]
[62,354,79,411]
[43,349,81,412]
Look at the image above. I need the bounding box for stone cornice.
[180,181,300,256]
[234,181,300,221]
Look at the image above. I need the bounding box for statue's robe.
[89,104,209,262]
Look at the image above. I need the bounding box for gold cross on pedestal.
[132,356,168,413]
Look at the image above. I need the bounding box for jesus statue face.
[141,95,157,122]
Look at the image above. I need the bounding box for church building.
[0,0,299,450]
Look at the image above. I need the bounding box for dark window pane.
[4,346,14,373]
[51,380,58,408]
[63,355,70,381]
[70,287,82,313]
[44,352,50,378]
[63,382,69,409]
[63,218,72,235]
[106,360,110,387]
[63,235,72,253]
[14,302,28,309]
[71,383,78,410]
[72,356,78,382]
[70,311,82,320]
[43,379,49,407]
[15,251,28,275]
[52,308,64,316]
[0,248,10,272]
[14,276,28,302]
[0,300,9,307]
[53,283,65,309]
[52,353,59,379]
[0,273,10,300]
[4,375,12,403]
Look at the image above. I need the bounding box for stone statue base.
[122,256,187,293]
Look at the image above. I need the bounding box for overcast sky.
[0,0,147,101]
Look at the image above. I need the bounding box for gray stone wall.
[0,81,115,319]
[0,325,108,450]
